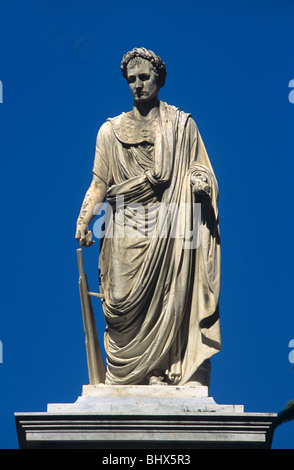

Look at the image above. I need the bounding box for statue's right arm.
[75,174,107,247]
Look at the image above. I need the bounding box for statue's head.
[120,47,166,89]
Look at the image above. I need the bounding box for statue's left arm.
[188,118,219,200]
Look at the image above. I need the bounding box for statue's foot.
[148,370,167,386]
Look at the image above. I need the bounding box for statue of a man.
[75,47,221,387]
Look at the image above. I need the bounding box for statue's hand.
[191,174,211,196]
[75,222,95,247]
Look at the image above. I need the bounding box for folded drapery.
[93,101,221,385]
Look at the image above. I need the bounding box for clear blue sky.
[0,0,294,449]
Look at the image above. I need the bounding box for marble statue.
[75,47,221,387]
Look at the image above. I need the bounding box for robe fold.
[92,100,221,385]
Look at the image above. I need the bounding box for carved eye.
[127,76,136,84]
[139,74,150,81]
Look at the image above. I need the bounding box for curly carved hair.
[120,47,167,88]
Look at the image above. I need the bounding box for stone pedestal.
[15,385,277,449]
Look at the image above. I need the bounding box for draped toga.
[92,100,221,385]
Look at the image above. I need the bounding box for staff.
[77,248,106,384]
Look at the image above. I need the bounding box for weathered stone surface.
[46,385,244,415]
[15,386,277,449]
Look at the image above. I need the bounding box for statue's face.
[126,59,159,103]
